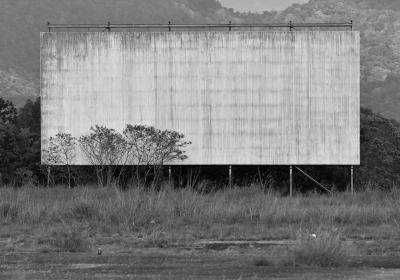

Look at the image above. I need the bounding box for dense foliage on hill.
[348,0,400,10]
[359,108,400,187]
[0,98,41,184]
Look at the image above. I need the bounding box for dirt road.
[1,248,400,280]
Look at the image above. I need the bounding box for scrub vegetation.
[253,228,350,267]
[1,97,400,190]
[1,184,399,255]
[0,88,400,269]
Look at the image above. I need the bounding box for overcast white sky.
[219,0,308,12]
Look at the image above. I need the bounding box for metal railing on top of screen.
[46,21,353,32]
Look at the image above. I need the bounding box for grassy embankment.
[1,184,399,255]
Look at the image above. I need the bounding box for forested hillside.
[0,0,399,118]
[246,0,400,120]
[0,0,237,106]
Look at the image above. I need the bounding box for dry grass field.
[2,184,400,279]
[1,184,400,248]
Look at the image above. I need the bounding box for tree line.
[0,96,400,191]
[0,97,191,188]
[43,125,190,188]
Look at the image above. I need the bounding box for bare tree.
[42,133,77,188]
[78,125,127,186]
[123,125,191,187]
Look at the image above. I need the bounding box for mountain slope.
[0,0,237,106]
[0,0,232,79]
[0,69,38,107]
[0,0,399,121]
[245,0,400,120]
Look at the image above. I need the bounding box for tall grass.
[292,229,350,267]
[1,184,400,243]
[254,228,350,267]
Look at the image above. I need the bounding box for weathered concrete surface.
[40,31,360,165]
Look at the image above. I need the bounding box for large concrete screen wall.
[41,31,360,165]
